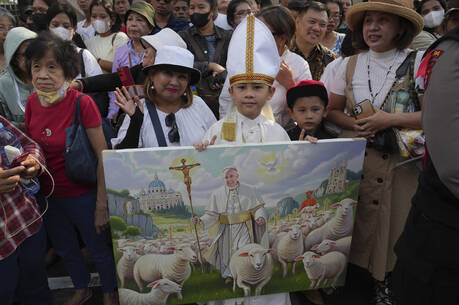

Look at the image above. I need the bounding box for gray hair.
[223,167,239,176]
[0,7,17,26]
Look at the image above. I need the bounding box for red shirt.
[0,116,45,260]
[25,89,102,198]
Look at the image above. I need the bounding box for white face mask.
[92,19,110,34]
[50,26,73,41]
[423,9,444,28]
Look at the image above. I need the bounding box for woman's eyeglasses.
[165,113,180,143]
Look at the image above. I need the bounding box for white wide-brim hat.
[346,0,424,36]
[143,45,201,85]
[141,28,187,51]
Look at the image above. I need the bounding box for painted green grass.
[114,240,346,304]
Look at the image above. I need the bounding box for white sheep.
[295,251,347,289]
[311,236,352,256]
[304,198,356,250]
[133,243,197,299]
[118,278,182,305]
[117,246,140,288]
[229,243,274,296]
[274,224,305,277]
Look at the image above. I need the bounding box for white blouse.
[203,112,290,145]
[111,96,217,148]
[219,49,312,128]
[330,48,424,110]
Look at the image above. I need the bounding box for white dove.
[258,154,281,175]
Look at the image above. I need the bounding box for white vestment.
[201,183,267,278]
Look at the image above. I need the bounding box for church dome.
[148,173,166,193]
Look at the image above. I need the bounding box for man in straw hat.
[326,0,426,304]
[391,13,459,305]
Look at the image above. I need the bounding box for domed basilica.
[135,173,184,211]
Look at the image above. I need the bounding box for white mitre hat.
[226,15,281,87]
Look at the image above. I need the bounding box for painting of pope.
[192,167,268,282]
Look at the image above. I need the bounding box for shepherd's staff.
[169,158,204,272]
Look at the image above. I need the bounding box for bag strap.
[145,99,167,147]
[111,32,118,46]
[79,49,86,78]
[72,94,85,126]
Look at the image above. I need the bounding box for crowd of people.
[0,0,458,304]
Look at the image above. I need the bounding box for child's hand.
[299,129,318,143]
[193,135,217,151]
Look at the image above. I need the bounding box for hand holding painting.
[169,158,205,272]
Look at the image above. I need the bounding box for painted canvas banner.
[103,139,366,304]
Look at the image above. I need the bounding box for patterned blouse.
[291,42,337,81]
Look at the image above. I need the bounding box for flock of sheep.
[114,197,357,305]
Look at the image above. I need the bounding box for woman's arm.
[97,59,113,73]
[86,125,109,234]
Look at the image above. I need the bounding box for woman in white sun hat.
[326,0,425,304]
[111,45,216,148]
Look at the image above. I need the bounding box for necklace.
[367,50,399,103]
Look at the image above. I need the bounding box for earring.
[150,84,155,91]
[183,91,187,97]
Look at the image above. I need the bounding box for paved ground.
[46,257,373,305]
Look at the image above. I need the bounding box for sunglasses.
[165,113,180,143]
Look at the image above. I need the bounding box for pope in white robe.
[194,167,268,279]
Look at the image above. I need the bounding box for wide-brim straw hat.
[346,0,424,36]
[143,45,201,85]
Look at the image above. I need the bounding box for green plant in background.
[124,225,141,237]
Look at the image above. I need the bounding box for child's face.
[287,96,327,135]
[229,83,275,120]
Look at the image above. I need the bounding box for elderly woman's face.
[362,11,400,52]
[31,50,66,93]
[126,12,153,40]
[148,69,190,101]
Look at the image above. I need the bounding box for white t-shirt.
[320,56,344,98]
[214,13,233,30]
[111,96,217,148]
[330,48,424,110]
[75,47,103,79]
[86,32,129,73]
[219,49,312,128]
[76,20,95,43]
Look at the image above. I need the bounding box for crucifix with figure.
[169,158,204,272]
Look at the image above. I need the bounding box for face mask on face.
[30,13,48,32]
[36,82,70,104]
[92,19,111,33]
[190,12,210,28]
[423,9,445,28]
[50,27,73,41]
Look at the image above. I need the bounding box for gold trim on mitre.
[229,73,276,86]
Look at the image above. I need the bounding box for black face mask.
[190,12,210,28]
[30,13,48,32]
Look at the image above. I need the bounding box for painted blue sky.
[102,139,366,207]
